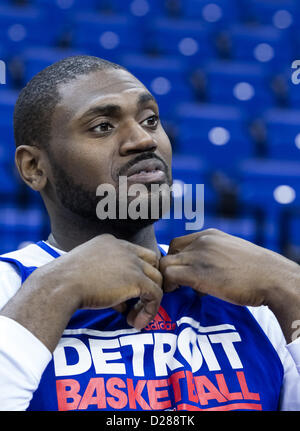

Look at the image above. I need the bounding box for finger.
[127,278,163,329]
[122,241,159,268]
[160,254,191,292]
[159,253,190,274]
[168,232,202,255]
[141,260,163,288]
[168,229,225,255]
[163,265,196,292]
[127,300,157,330]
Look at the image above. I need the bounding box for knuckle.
[169,236,181,252]
[149,251,159,267]
[203,228,220,236]
[169,237,179,248]
[159,256,168,272]
[195,234,213,246]
[100,233,115,240]
[156,270,163,287]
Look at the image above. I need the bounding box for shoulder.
[0,242,57,268]
[247,304,289,365]
[0,242,57,310]
[247,305,284,344]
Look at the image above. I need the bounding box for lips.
[124,158,166,183]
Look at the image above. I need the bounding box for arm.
[160,229,300,344]
[1,234,163,352]
[0,234,163,410]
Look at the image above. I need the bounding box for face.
[45,68,173,226]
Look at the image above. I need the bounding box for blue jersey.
[0,241,283,411]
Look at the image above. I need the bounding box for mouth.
[123,158,167,184]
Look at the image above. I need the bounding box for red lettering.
[194,375,227,405]
[127,378,150,410]
[106,377,127,409]
[236,371,260,400]
[56,379,81,411]
[168,370,185,403]
[215,373,243,401]
[78,377,106,410]
[147,379,171,410]
[186,371,199,403]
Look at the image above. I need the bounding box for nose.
[119,120,157,156]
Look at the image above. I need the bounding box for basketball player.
[0,56,299,411]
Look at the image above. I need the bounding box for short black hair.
[13,55,128,149]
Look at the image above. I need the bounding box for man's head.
[13,55,172,229]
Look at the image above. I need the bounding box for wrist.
[264,257,300,309]
[32,258,82,311]
[262,256,300,343]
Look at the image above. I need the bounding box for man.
[0,55,299,411]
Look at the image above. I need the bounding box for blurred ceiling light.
[273,185,296,204]
[99,31,120,49]
[254,43,274,62]
[208,126,230,145]
[202,3,222,23]
[178,37,199,56]
[56,0,74,9]
[273,9,293,29]
[130,0,150,17]
[233,82,255,101]
[151,77,171,95]
[295,133,300,149]
[8,24,26,42]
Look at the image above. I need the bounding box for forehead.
[56,68,151,119]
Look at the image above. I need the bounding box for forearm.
[0,260,80,353]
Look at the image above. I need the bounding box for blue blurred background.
[0,0,300,261]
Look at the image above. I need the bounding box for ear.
[15,145,48,191]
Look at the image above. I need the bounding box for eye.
[91,122,114,134]
[142,115,159,128]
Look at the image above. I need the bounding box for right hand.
[55,234,163,330]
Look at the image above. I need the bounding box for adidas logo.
[144,306,176,331]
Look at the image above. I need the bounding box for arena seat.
[238,158,300,209]
[288,212,300,252]
[263,108,300,160]
[71,12,143,60]
[240,0,298,27]
[181,0,240,25]
[176,102,253,171]
[202,215,257,243]
[33,0,98,13]
[106,0,166,17]
[0,125,15,166]
[0,206,46,254]
[204,59,274,114]
[120,53,195,118]
[21,46,84,83]
[0,165,18,198]
[228,23,292,69]
[237,158,300,251]
[0,88,18,126]
[147,16,215,64]
[171,153,216,207]
[0,4,59,53]
[287,66,300,108]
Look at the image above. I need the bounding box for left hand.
[159,228,298,308]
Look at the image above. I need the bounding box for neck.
[47,213,160,257]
